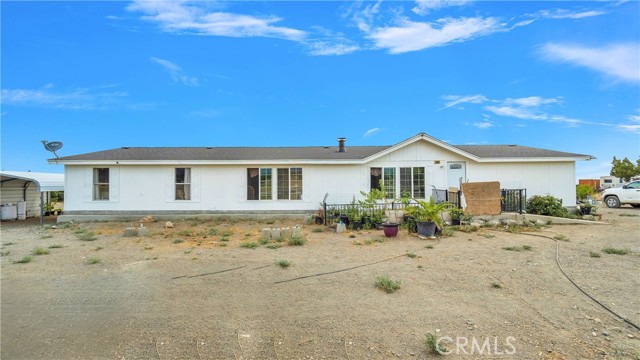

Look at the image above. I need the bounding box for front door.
[447,162,466,190]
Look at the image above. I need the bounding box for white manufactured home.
[51,133,592,220]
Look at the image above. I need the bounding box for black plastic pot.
[580,206,592,215]
[416,221,437,237]
[314,216,324,225]
[339,215,350,227]
[451,219,461,226]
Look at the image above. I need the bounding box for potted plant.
[577,202,596,216]
[449,207,464,226]
[359,184,398,236]
[359,186,384,230]
[406,198,452,238]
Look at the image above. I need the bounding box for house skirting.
[57,210,312,223]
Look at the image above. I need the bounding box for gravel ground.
[1,207,638,359]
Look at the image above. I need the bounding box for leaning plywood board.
[460,182,501,215]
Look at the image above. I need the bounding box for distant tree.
[610,157,640,182]
[576,184,595,200]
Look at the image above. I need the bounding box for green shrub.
[406,252,417,258]
[48,244,64,249]
[589,251,601,258]
[576,184,595,201]
[208,228,218,236]
[375,276,401,293]
[441,227,455,237]
[602,247,631,255]
[526,195,569,218]
[86,257,101,265]
[178,229,194,236]
[76,231,97,241]
[173,239,184,244]
[312,227,324,233]
[502,245,532,252]
[15,256,32,264]
[491,282,502,289]
[275,259,291,268]
[31,247,49,255]
[288,236,306,246]
[554,234,569,242]
[424,333,442,354]
[240,242,258,249]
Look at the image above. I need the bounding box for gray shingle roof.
[453,145,591,158]
[55,146,390,161]
[55,137,590,162]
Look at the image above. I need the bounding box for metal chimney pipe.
[337,137,346,153]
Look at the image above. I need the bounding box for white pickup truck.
[602,180,640,208]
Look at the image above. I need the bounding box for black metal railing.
[432,188,462,209]
[501,189,526,214]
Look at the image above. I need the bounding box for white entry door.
[447,162,466,189]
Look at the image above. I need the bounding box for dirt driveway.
[1,207,639,359]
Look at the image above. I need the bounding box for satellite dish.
[42,140,64,159]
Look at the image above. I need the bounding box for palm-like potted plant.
[406,198,453,237]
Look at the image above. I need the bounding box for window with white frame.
[93,168,109,201]
[400,167,426,198]
[247,168,273,200]
[175,168,191,200]
[383,167,396,199]
[371,167,396,198]
[277,168,303,200]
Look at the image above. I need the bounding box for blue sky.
[1,0,639,181]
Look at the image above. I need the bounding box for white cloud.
[626,115,640,123]
[441,94,488,109]
[308,42,360,56]
[484,105,547,121]
[541,43,640,83]
[442,93,619,129]
[472,121,493,129]
[368,17,503,54]
[503,96,561,107]
[619,112,640,134]
[363,127,383,138]
[350,1,382,33]
[150,57,199,86]
[128,1,306,41]
[1,86,127,110]
[412,0,471,15]
[306,26,360,56]
[538,9,606,19]
[617,124,640,134]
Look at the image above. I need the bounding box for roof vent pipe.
[337,137,346,153]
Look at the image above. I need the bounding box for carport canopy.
[0,171,64,192]
[1,171,64,224]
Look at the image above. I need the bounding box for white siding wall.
[466,161,576,206]
[63,141,578,212]
[64,164,365,212]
